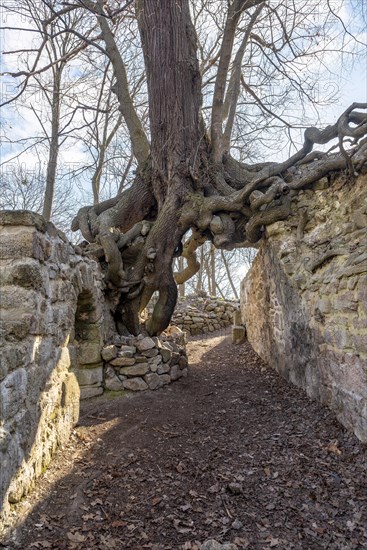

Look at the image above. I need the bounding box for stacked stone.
[241,173,367,442]
[0,211,107,524]
[171,298,239,336]
[102,335,188,392]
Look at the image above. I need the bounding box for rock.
[159,374,171,386]
[76,365,103,386]
[123,378,148,391]
[118,345,137,357]
[80,385,104,400]
[192,316,203,323]
[231,519,243,530]
[78,341,102,365]
[169,352,180,366]
[136,336,155,351]
[178,355,188,369]
[105,376,125,391]
[144,372,161,390]
[160,347,172,363]
[157,363,170,375]
[232,326,246,344]
[101,345,118,361]
[142,348,159,358]
[135,355,148,363]
[110,356,136,367]
[170,364,183,381]
[200,540,237,550]
[148,355,162,366]
[119,363,150,376]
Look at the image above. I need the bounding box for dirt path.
[3,331,367,549]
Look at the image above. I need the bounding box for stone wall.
[0,211,110,527]
[241,174,367,442]
[171,297,238,335]
[0,211,192,529]
[103,334,188,392]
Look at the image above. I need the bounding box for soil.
[2,330,367,549]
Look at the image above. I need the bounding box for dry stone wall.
[0,211,191,529]
[103,334,188,392]
[171,297,238,335]
[0,211,110,527]
[241,174,367,442]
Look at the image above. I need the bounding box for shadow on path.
[3,331,367,549]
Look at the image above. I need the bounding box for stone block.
[169,352,180,366]
[123,378,148,391]
[159,374,171,386]
[0,210,46,230]
[160,347,172,363]
[0,312,33,341]
[78,341,102,365]
[0,260,45,290]
[144,372,161,390]
[0,226,45,260]
[61,373,80,424]
[118,345,137,357]
[110,356,136,367]
[170,365,183,381]
[80,385,104,400]
[119,363,150,377]
[136,336,155,351]
[101,345,118,362]
[142,348,159,358]
[232,325,246,344]
[157,363,170,375]
[76,365,103,387]
[178,356,188,370]
[105,376,125,391]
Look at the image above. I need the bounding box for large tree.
[71,0,367,336]
[6,0,366,335]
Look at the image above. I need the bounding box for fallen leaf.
[327,441,342,455]
[67,531,86,542]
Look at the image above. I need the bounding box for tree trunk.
[42,67,61,221]
[210,244,217,298]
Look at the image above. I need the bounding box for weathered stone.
[148,355,162,366]
[170,365,183,381]
[110,356,136,367]
[142,348,159,358]
[80,385,103,399]
[159,374,171,386]
[101,345,118,361]
[119,363,150,376]
[105,375,125,391]
[232,325,246,344]
[157,363,170,375]
[178,356,188,370]
[123,378,148,391]
[169,352,180,366]
[144,372,161,390]
[76,365,103,387]
[241,173,367,443]
[118,345,137,357]
[136,336,155,351]
[160,347,172,363]
[78,341,102,365]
